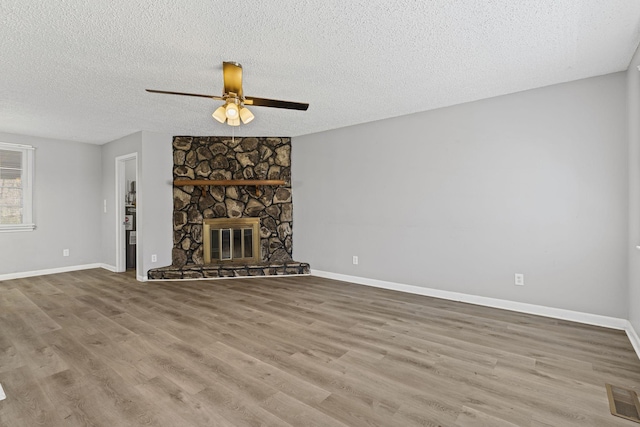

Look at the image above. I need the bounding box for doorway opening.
[115,153,139,277]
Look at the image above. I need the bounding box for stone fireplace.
[147,136,310,280]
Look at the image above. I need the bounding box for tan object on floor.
[606,383,640,423]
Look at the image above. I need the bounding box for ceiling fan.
[146,61,309,126]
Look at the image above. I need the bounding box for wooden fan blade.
[223,62,243,98]
[146,89,224,100]
[245,96,309,111]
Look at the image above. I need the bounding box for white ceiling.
[2,1,640,145]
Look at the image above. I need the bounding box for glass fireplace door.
[203,218,260,264]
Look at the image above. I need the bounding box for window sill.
[0,224,36,233]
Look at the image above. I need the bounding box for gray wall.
[292,73,628,318]
[0,129,173,280]
[99,130,173,278]
[139,131,173,278]
[0,132,102,274]
[100,132,142,269]
[628,47,640,333]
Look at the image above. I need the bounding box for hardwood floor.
[0,269,638,426]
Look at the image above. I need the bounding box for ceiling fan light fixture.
[225,102,239,119]
[212,106,227,123]
[239,106,254,124]
[148,62,309,127]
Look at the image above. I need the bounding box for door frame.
[115,153,139,275]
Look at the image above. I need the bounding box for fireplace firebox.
[203,218,261,264]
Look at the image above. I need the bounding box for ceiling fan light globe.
[225,103,239,119]
[227,117,240,126]
[239,107,254,124]
[212,106,227,123]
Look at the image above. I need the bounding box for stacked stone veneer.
[147,136,309,280]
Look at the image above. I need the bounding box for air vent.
[606,383,640,423]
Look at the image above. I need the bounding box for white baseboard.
[101,264,148,282]
[311,270,629,331]
[625,321,640,359]
[0,263,107,281]
[100,264,118,273]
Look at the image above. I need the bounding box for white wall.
[293,73,628,318]
[628,48,640,334]
[0,132,102,274]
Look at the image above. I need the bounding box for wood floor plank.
[261,390,350,427]
[40,368,123,427]
[74,330,157,387]
[135,375,233,426]
[0,269,638,426]
[195,384,295,427]
[125,336,211,395]
[392,403,460,427]
[75,308,139,343]
[315,392,402,427]
[0,366,62,427]
[208,341,332,405]
[455,405,523,427]
[0,322,24,375]
[0,311,67,379]
[0,289,62,334]
[39,329,174,426]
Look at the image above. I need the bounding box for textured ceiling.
[2,0,640,144]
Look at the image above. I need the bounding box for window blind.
[0,142,34,232]
[0,148,24,224]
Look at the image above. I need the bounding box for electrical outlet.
[352,256,358,265]
[103,199,107,213]
[515,273,524,286]
[151,254,157,263]
[63,249,69,257]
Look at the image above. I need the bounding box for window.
[0,142,35,232]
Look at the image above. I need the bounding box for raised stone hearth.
[147,261,310,280]
[147,135,310,280]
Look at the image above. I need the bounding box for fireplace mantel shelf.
[174,179,285,187]
[174,179,286,196]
